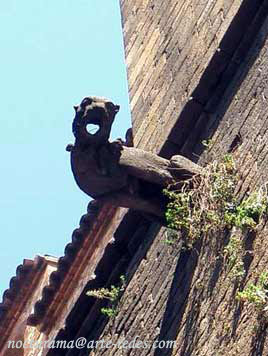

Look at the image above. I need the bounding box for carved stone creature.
[67,96,202,221]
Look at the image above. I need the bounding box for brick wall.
[82,1,268,355]
[48,1,268,355]
[122,0,244,154]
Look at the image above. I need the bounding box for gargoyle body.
[67,96,202,221]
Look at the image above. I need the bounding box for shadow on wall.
[161,0,268,163]
[49,2,268,355]
[250,322,268,356]
[154,2,268,356]
[48,214,162,356]
[154,240,201,356]
[153,231,257,356]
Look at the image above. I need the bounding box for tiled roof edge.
[27,199,102,326]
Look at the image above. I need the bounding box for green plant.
[87,284,121,302]
[164,228,178,245]
[164,154,268,246]
[225,188,268,230]
[236,272,268,316]
[164,154,238,245]
[201,139,214,149]
[223,234,245,281]
[87,275,126,318]
[100,307,118,318]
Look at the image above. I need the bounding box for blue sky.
[0,1,131,298]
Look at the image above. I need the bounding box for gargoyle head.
[72,96,120,146]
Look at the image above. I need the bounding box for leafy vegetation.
[223,233,245,281]
[87,275,126,318]
[164,154,268,247]
[164,228,178,245]
[164,154,237,245]
[164,150,268,322]
[225,189,268,230]
[236,272,268,318]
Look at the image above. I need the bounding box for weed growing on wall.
[223,233,245,281]
[225,190,268,230]
[236,271,268,320]
[164,228,179,245]
[164,151,268,321]
[164,154,268,247]
[164,154,237,245]
[87,275,126,318]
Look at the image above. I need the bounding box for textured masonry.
[46,1,268,355]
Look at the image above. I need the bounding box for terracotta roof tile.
[0,199,101,332]
[27,199,102,326]
[0,258,35,320]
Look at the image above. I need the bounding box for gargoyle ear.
[73,105,79,112]
[115,105,120,113]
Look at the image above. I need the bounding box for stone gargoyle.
[66,96,202,223]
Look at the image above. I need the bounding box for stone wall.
[48,0,268,355]
[122,0,244,153]
[86,1,268,355]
